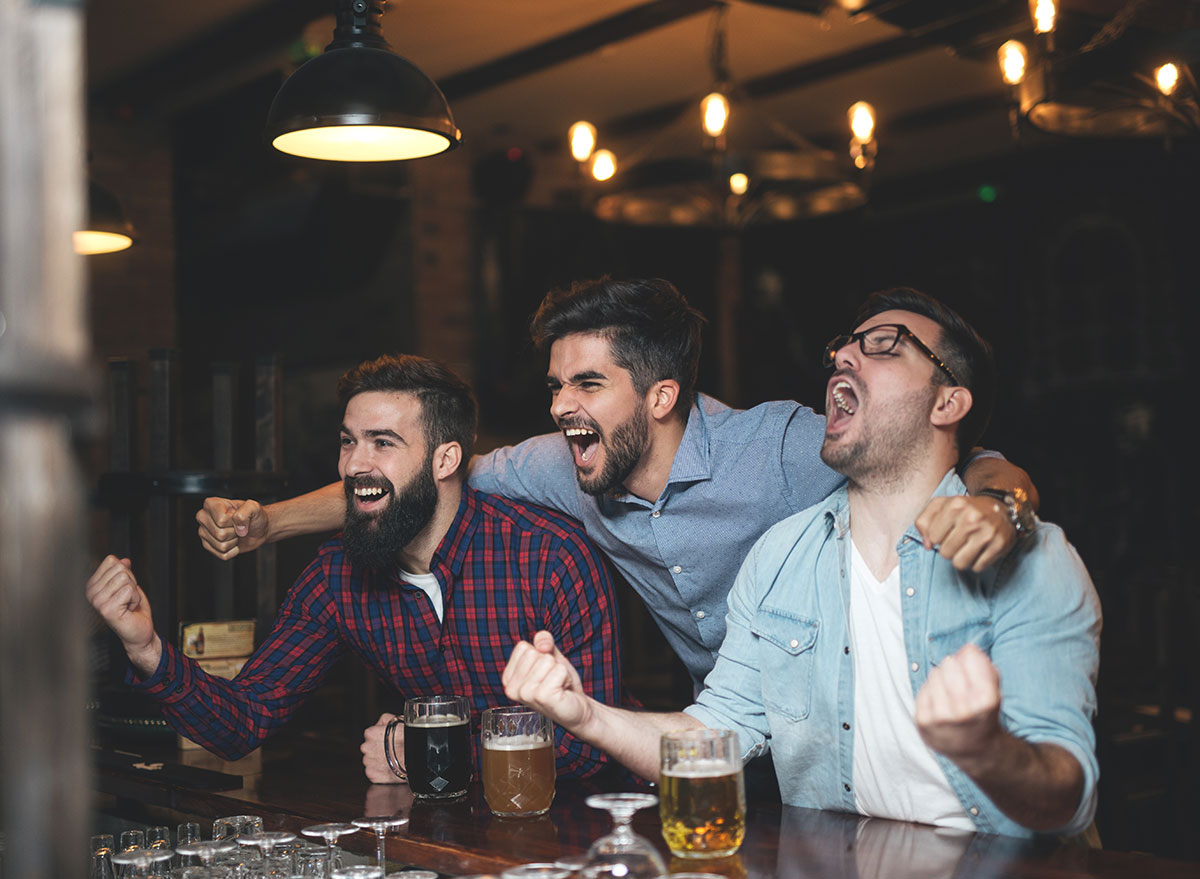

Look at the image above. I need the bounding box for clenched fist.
[85,555,162,676]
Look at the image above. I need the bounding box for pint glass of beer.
[481,706,556,817]
[659,728,745,858]
[404,695,471,799]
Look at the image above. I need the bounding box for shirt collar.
[428,486,481,579]
[663,396,712,485]
[822,467,966,544]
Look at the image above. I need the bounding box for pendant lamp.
[74,180,136,255]
[265,0,462,162]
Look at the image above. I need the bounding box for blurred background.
[71,0,1198,860]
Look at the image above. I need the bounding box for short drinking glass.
[659,728,745,859]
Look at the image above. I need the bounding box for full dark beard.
[342,460,439,570]
[577,406,649,497]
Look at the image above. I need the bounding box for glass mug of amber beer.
[659,728,746,858]
[404,695,471,799]
[481,706,556,817]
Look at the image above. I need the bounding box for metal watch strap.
[978,486,1035,537]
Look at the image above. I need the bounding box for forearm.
[574,704,703,781]
[962,454,1040,510]
[125,632,164,680]
[955,734,1084,832]
[263,482,346,542]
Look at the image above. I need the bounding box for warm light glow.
[729,173,749,195]
[1156,63,1180,96]
[569,121,597,162]
[590,149,617,181]
[847,101,875,143]
[998,41,1028,86]
[272,125,453,161]
[73,230,133,255]
[701,92,730,138]
[1030,0,1056,34]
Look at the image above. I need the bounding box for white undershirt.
[400,569,444,623]
[848,539,974,830]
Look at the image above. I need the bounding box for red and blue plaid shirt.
[132,488,626,777]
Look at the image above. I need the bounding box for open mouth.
[826,378,859,433]
[348,480,392,513]
[562,425,601,468]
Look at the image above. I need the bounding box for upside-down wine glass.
[239,831,298,878]
[352,815,410,870]
[579,793,667,879]
[174,839,236,878]
[110,846,173,879]
[301,823,359,879]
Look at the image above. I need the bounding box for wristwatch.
[978,486,1036,537]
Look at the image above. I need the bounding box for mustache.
[556,416,603,437]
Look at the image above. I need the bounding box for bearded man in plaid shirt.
[87,354,627,781]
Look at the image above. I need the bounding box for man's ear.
[647,379,681,422]
[931,386,973,429]
[431,441,463,481]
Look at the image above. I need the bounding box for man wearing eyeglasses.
[195,279,1037,701]
[504,287,1101,838]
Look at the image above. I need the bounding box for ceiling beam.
[439,0,721,101]
[90,0,330,110]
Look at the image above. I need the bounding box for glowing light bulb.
[590,149,617,181]
[729,173,749,195]
[569,121,597,162]
[701,92,730,138]
[1030,0,1055,34]
[998,41,1028,86]
[847,102,875,143]
[1156,63,1179,96]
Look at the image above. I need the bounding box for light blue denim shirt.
[468,394,844,684]
[685,470,1102,839]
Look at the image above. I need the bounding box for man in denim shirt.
[504,288,1101,837]
[196,279,1037,691]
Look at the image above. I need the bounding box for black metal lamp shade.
[265,3,462,162]
[74,180,136,255]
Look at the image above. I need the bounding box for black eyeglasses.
[823,323,960,385]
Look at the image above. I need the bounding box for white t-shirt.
[848,539,974,830]
[400,569,444,623]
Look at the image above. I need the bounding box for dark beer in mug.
[404,696,471,799]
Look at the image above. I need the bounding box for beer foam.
[661,758,734,778]
[407,715,467,728]
[483,735,552,750]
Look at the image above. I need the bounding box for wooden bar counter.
[93,735,1199,879]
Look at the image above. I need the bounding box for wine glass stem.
[377,835,386,868]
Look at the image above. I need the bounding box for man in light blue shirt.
[504,287,1100,837]
[197,278,1037,688]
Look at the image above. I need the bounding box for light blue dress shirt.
[468,394,844,684]
[684,470,1102,838]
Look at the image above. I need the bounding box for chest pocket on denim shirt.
[751,608,819,721]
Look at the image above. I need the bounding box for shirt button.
[790,639,799,648]
[696,611,706,620]
[842,722,851,730]
[969,807,979,816]
[844,783,851,792]
[905,587,915,597]
[651,510,661,518]
[672,565,682,574]
[911,662,919,672]
[844,646,850,655]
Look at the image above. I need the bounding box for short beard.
[820,382,937,490]
[341,455,439,570]
[577,406,649,497]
